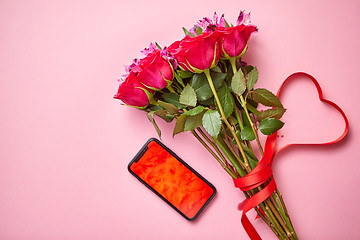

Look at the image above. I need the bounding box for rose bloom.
[215,24,257,59]
[136,50,173,90]
[114,71,154,108]
[167,32,219,73]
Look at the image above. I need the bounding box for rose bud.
[136,50,173,90]
[215,24,257,59]
[114,71,154,108]
[167,32,219,73]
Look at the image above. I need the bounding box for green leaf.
[225,64,234,85]
[257,108,286,121]
[199,97,214,106]
[184,106,205,116]
[202,110,222,138]
[217,83,234,118]
[228,115,238,126]
[246,102,260,115]
[190,73,213,101]
[173,72,185,88]
[244,65,254,75]
[190,72,226,101]
[179,84,197,107]
[184,111,205,131]
[147,111,161,138]
[173,114,187,137]
[259,118,284,135]
[182,27,195,37]
[177,70,194,79]
[154,109,174,123]
[246,67,259,90]
[234,129,241,144]
[252,88,283,108]
[211,66,222,73]
[195,26,202,36]
[150,105,162,111]
[163,114,175,122]
[158,100,178,115]
[231,69,246,96]
[211,71,227,88]
[162,92,187,109]
[240,126,255,141]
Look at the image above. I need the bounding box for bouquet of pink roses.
[115,12,298,240]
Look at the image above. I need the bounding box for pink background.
[0,0,359,239]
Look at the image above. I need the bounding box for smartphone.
[128,138,216,221]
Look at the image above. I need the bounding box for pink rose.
[215,24,257,58]
[114,71,154,108]
[167,32,219,73]
[136,50,173,90]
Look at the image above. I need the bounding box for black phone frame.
[128,138,216,221]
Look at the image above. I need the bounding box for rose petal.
[114,72,153,108]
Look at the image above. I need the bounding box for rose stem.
[191,129,236,178]
[204,68,252,173]
[275,189,298,239]
[220,124,245,166]
[272,193,297,240]
[195,127,235,174]
[234,103,244,130]
[166,84,176,93]
[276,189,293,225]
[264,191,293,239]
[232,106,257,160]
[196,127,246,177]
[195,127,230,166]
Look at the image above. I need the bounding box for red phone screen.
[129,140,215,220]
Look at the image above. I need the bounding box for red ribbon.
[233,72,349,240]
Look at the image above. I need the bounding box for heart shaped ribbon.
[233,72,349,240]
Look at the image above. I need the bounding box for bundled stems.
[199,61,298,240]
[191,126,296,239]
[191,129,236,178]
[190,127,284,238]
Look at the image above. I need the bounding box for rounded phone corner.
[127,161,133,174]
[147,137,159,144]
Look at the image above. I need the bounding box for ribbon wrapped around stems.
[233,72,349,240]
